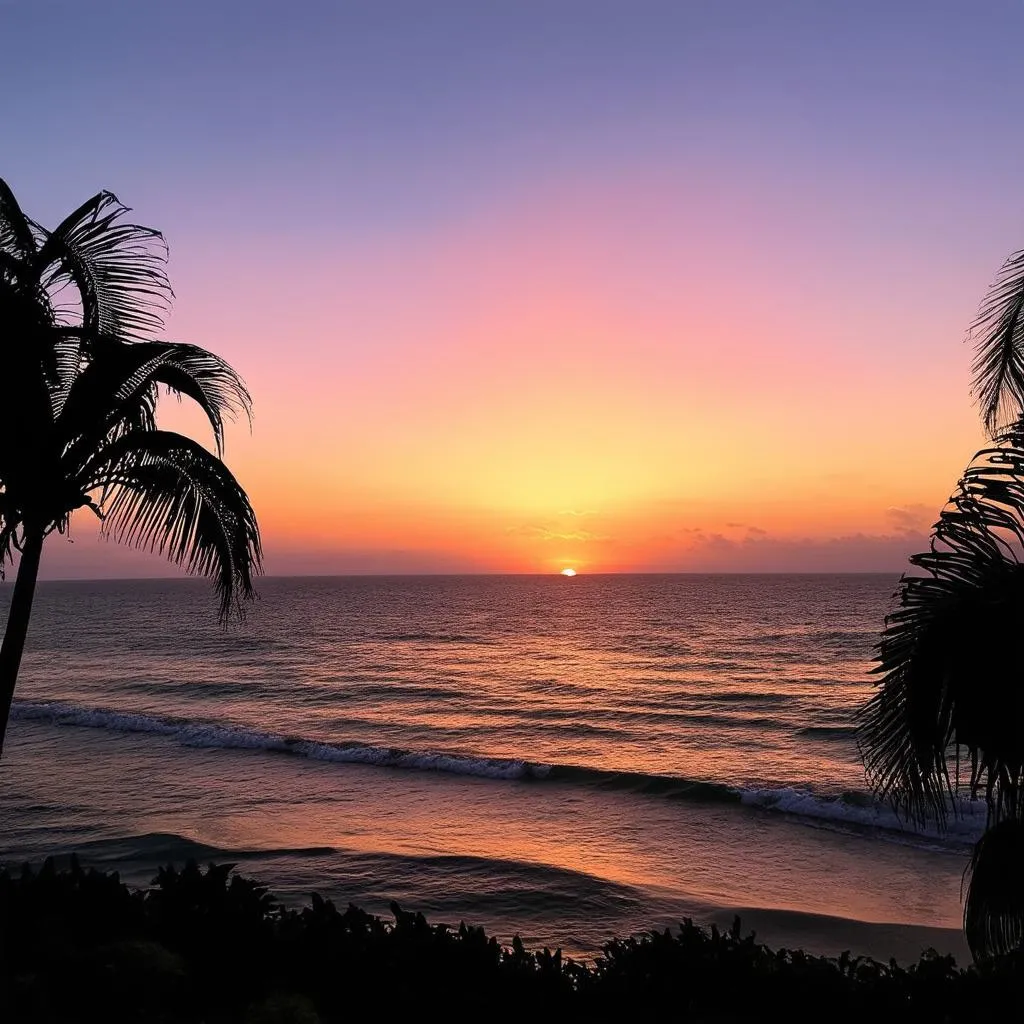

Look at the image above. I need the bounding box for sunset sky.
[5,0,1024,576]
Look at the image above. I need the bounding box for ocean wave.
[24,832,651,925]
[370,632,494,645]
[550,765,742,803]
[11,699,986,842]
[11,700,549,781]
[698,691,792,705]
[607,637,693,657]
[61,831,339,864]
[739,787,986,842]
[795,725,859,740]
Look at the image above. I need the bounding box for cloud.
[503,521,610,543]
[641,527,930,573]
[885,503,935,535]
[536,530,605,542]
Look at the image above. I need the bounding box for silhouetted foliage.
[860,417,1024,831]
[859,248,1024,960]
[1,862,1022,1022]
[0,179,261,757]
[971,249,1024,433]
[964,818,1024,959]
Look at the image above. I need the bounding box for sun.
[560,568,577,577]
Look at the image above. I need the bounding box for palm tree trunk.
[0,531,44,760]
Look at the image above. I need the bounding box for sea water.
[0,575,976,960]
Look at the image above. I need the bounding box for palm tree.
[858,251,1024,959]
[0,179,261,759]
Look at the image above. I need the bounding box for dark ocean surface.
[0,575,976,961]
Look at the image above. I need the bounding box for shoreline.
[703,904,969,965]
[2,715,970,965]
[3,841,970,967]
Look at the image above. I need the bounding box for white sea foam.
[740,785,987,842]
[9,698,986,842]
[10,700,549,781]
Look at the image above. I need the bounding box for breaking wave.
[12,699,985,843]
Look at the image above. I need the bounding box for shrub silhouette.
[2,861,1023,1021]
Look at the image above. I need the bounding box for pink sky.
[45,172,990,577]
[6,2,1020,577]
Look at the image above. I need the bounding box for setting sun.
[560,568,577,577]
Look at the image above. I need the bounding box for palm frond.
[0,515,19,577]
[858,417,1024,828]
[971,250,1024,434]
[153,345,252,452]
[59,338,251,468]
[35,191,172,341]
[0,177,38,263]
[80,430,261,617]
[964,817,1024,959]
[48,334,84,420]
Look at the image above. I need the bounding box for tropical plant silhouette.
[0,179,261,758]
[859,250,1024,959]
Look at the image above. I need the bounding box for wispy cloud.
[884,504,934,535]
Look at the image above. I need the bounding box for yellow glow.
[560,568,577,576]
[134,176,990,580]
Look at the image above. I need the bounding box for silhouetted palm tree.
[859,252,1024,959]
[0,180,261,758]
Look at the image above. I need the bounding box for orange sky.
[9,3,1021,579]
[50,172,990,578]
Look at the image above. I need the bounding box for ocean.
[0,574,978,962]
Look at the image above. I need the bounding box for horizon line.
[12,569,907,585]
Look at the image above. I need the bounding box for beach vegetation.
[0,860,1021,1022]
